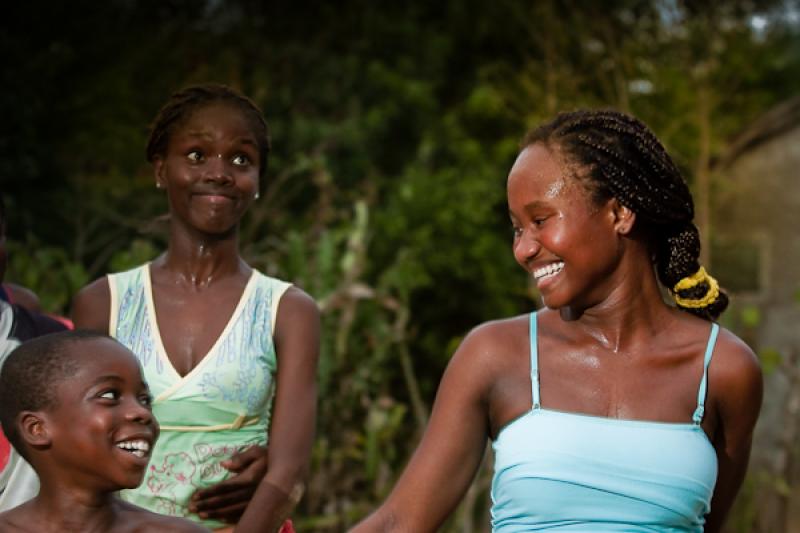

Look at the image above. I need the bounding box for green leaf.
[758,348,783,375]
[740,306,762,329]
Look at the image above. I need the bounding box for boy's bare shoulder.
[0,505,36,532]
[0,512,19,533]
[116,500,210,532]
[0,501,208,533]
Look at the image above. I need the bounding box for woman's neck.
[159,224,247,288]
[561,257,678,353]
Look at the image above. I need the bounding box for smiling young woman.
[71,84,319,533]
[350,109,762,533]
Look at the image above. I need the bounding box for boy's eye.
[232,154,250,166]
[99,390,119,401]
[186,150,203,163]
[139,393,153,407]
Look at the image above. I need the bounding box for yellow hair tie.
[672,266,720,309]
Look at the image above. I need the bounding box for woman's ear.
[611,199,636,235]
[18,411,52,451]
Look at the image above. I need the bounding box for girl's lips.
[194,193,233,204]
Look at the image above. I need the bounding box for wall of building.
[715,122,800,532]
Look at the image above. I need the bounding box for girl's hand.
[188,445,269,523]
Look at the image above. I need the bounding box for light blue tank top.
[491,312,719,532]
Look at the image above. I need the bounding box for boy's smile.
[44,338,159,490]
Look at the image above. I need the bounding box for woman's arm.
[70,278,111,332]
[350,324,500,532]
[231,287,320,533]
[704,329,763,533]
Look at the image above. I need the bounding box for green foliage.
[5,240,88,314]
[109,239,161,273]
[741,305,763,329]
[759,347,784,375]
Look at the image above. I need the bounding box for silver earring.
[254,192,260,200]
[156,182,162,189]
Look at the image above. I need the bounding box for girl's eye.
[187,150,203,163]
[99,390,119,401]
[232,154,250,166]
[533,217,548,227]
[139,393,153,407]
[512,226,523,238]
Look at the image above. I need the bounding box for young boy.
[0,330,207,532]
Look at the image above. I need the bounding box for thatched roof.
[716,95,800,169]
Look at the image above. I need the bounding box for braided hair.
[523,109,727,320]
[146,84,271,177]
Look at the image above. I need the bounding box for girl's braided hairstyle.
[524,109,728,320]
[146,83,271,178]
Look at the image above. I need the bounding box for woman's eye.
[232,154,250,166]
[187,150,203,163]
[512,226,523,238]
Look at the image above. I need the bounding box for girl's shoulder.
[460,313,532,355]
[446,312,534,386]
[709,324,762,398]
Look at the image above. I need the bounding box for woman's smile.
[532,261,565,289]
[192,193,234,205]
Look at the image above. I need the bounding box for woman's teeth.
[533,261,564,280]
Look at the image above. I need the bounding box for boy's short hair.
[0,330,111,459]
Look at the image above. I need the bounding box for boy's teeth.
[116,439,150,456]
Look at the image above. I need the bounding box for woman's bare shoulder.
[710,325,763,398]
[447,313,532,381]
[462,313,529,348]
[277,285,319,318]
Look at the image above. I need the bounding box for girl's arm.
[232,287,320,532]
[704,329,763,533]
[350,324,501,532]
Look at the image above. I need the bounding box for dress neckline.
[143,263,258,391]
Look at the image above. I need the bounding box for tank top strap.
[529,312,541,410]
[692,322,720,425]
